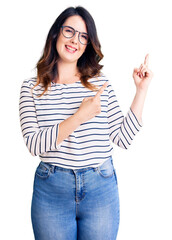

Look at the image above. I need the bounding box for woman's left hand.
[133,54,153,91]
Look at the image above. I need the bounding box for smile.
[65,45,77,53]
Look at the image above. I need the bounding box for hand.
[76,82,108,124]
[133,54,153,91]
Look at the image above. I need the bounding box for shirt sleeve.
[19,79,61,156]
[107,81,143,149]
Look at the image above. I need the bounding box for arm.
[19,80,83,156]
[107,54,153,150]
[130,89,148,124]
[107,83,142,149]
[131,54,153,123]
[56,113,82,145]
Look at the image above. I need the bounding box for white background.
[0,0,172,239]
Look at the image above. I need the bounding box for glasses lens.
[79,33,89,45]
[62,26,74,38]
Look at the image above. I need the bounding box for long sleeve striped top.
[19,74,142,169]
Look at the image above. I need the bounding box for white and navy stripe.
[19,75,142,169]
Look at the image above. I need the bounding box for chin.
[62,54,82,64]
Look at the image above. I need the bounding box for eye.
[65,28,73,33]
[62,26,74,37]
[80,34,88,40]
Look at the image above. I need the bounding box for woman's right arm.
[19,80,108,156]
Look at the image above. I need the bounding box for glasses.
[61,26,89,45]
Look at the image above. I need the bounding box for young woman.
[19,6,153,240]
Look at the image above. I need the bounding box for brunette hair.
[34,6,104,95]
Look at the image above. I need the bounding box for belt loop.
[93,167,98,172]
[50,165,55,173]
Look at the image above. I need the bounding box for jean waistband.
[40,156,113,174]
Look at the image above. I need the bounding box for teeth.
[66,45,76,51]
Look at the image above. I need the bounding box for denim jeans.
[31,156,120,240]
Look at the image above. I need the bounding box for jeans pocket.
[35,162,51,179]
[97,157,115,178]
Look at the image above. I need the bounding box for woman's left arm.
[131,54,153,123]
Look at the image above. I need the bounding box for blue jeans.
[31,156,120,240]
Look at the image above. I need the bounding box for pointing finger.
[95,82,108,98]
[144,54,149,67]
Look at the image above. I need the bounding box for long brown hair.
[34,6,104,95]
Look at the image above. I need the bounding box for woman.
[19,6,153,240]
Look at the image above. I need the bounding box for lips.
[65,45,77,53]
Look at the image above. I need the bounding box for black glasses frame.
[61,25,90,45]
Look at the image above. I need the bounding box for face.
[56,15,88,64]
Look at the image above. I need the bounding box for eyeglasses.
[61,25,89,45]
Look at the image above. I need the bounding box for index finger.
[95,82,108,98]
[144,54,149,66]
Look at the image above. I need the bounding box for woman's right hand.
[75,82,108,124]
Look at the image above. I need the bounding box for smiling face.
[56,15,88,64]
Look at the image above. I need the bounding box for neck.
[55,61,80,84]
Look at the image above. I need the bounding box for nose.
[70,32,79,44]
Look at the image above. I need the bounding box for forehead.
[63,15,87,33]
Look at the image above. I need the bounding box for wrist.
[136,87,148,96]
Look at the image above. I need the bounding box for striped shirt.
[19,75,142,169]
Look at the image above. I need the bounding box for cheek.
[56,35,65,52]
[79,45,87,56]
[56,38,62,53]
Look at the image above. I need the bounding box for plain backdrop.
[0,0,172,239]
